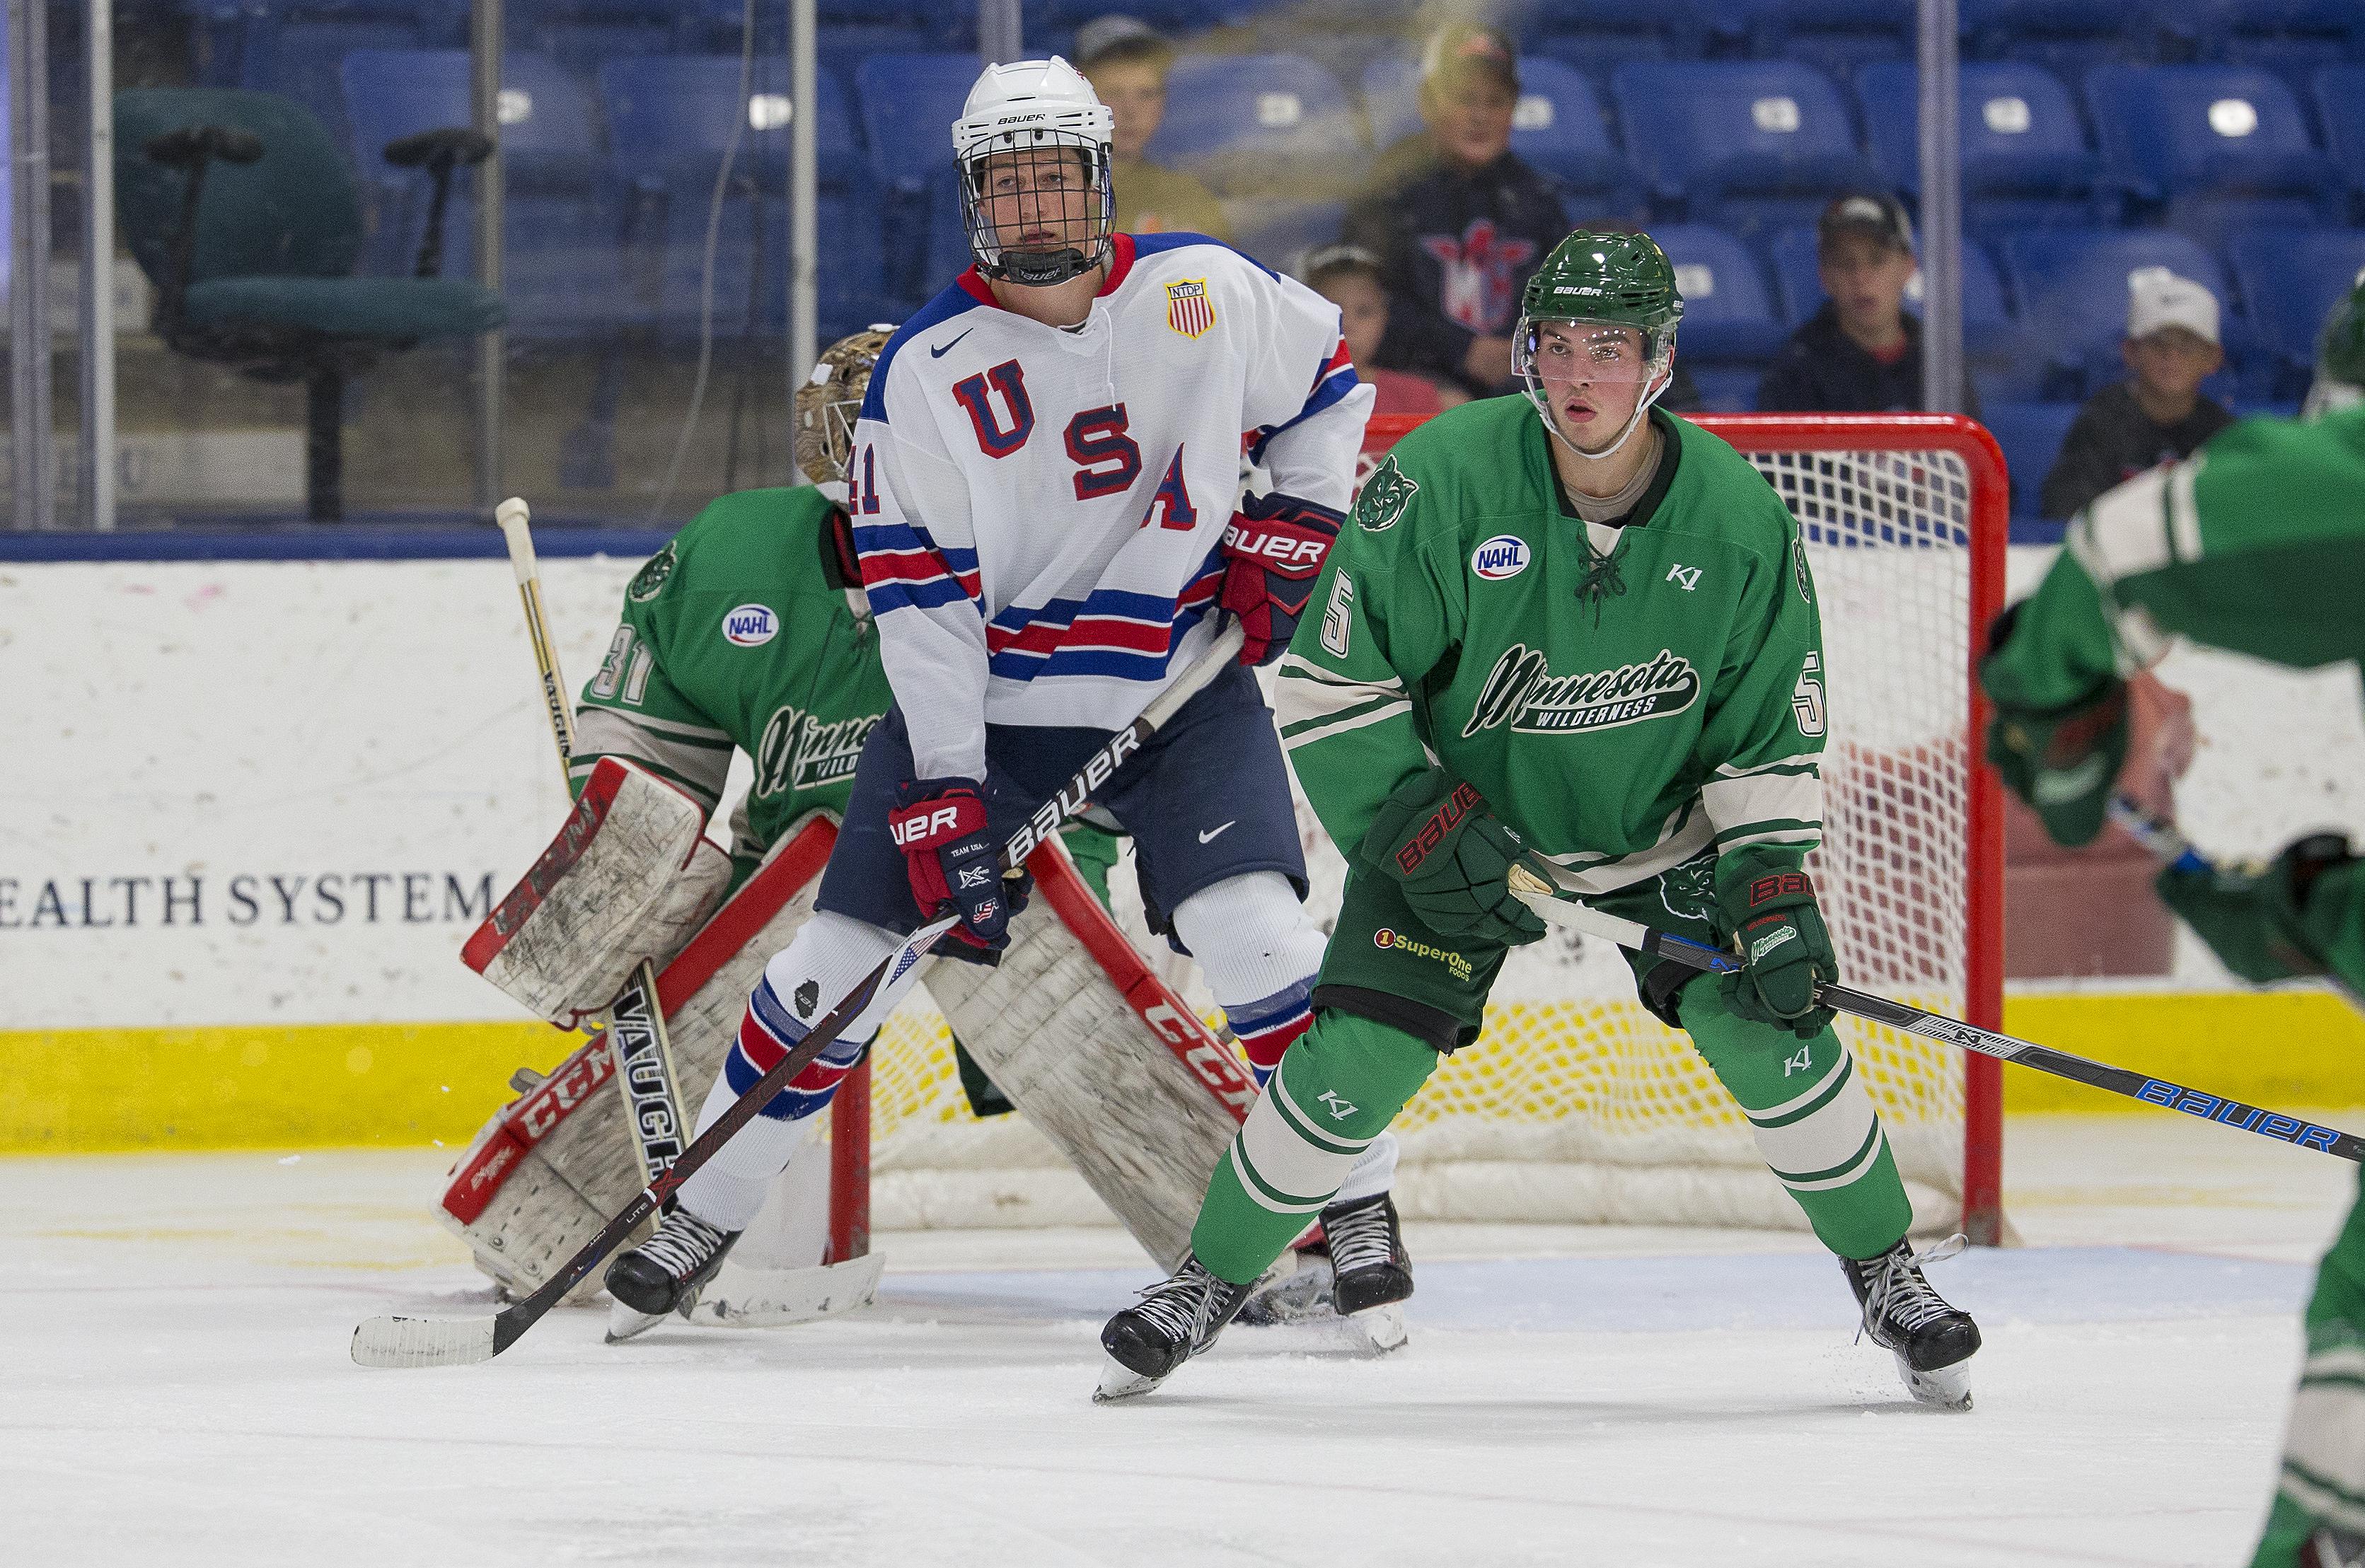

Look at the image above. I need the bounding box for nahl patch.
[1463,643,1702,737]
[722,603,779,647]
[1356,455,1418,533]
[1471,534,1530,580]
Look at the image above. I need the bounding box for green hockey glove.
[2157,833,2360,985]
[1361,772,1551,946]
[1714,855,1839,1039]
[1979,601,2128,847]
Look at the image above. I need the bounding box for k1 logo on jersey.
[1462,644,1702,737]
[1471,535,1530,580]
[722,604,778,646]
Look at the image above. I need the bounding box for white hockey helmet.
[950,57,1116,288]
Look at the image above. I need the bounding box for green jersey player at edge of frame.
[1982,277,2365,1568]
[1096,228,1984,1407]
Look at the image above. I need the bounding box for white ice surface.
[9,1115,2360,1567]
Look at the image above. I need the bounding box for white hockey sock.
[674,1068,820,1231]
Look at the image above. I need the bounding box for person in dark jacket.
[1757,194,1978,417]
[1342,24,1568,397]
[2040,266,2233,521]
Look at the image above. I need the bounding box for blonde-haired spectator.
[1075,16,1230,242]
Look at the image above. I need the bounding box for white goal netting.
[857,414,2004,1238]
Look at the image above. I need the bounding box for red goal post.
[833,410,2008,1255]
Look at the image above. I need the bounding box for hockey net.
[844,412,2006,1247]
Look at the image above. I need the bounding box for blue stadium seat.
[1683,366,1760,412]
[1961,0,2161,76]
[1977,400,2081,533]
[2085,64,2346,238]
[1737,0,1918,79]
[1999,227,2249,397]
[341,49,630,337]
[1360,55,1635,204]
[2189,1,2365,96]
[1609,62,1883,240]
[1520,1,1704,87]
[1651,224,1786,362]
[1857,61,2119,232]
[1147,54,1367,199]
[1766,225,2018,352]
[2224,226,2365,392]
[1220,199,1346,275]
[751,190,890,342]
[853,52,976,197]
[601,55,863,194]
[2318,67,2365,207]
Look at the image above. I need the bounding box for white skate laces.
[639,1210,732,1284]
[1126,1260,1231,1349]
[1855,1233,1968,1344]
[1324,1202,1399,1278]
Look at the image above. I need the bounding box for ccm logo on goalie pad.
[1394,781,1484,874]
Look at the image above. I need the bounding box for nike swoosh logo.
[929,328,976,359]
[1198,821,1237,844]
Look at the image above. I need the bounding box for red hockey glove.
[1219,492,1344,666]
[889,778,1027,951]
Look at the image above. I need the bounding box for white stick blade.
[351,1313,499,1369]
[685,1252,885,1329]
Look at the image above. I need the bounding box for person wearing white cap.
[2039,265,2233,521]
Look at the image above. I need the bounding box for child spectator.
[1757,194,1978,416]
[1342,23,1568,397]
[1076,16,1230,241]
[1300,243,1465,417]
[2040,267,2233,521]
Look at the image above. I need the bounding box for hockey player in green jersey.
[1982,281,2365,1568]
[1097,230,1981,1403]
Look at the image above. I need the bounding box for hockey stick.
[352,620,1251,1367]
[1503,864,2365,1163]
[495,498,693,1187]
[2106,794,2365,1014]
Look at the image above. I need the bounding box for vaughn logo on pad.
[1462,644,1702,737]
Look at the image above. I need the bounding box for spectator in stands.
[1757,194,1978,416]
[1300,243,1466,417]
[1343,23,1568,397]
[1076,16,1230,241]
[2040,267,2233,521]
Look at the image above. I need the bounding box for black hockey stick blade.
[352,912,955,1369]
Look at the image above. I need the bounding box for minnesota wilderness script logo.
[1462,644,1702,737]
[756,705,880,794]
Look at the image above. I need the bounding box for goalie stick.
[1503,864,2365,1165]
[351,620,1251,1368]
[495,497,691,1190]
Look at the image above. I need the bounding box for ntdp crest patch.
[1165,278,1215,339]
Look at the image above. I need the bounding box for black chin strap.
[990,245,1097,288]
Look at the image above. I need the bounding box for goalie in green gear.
[1099,230,1979,1406]
[1982,279,2365,1568]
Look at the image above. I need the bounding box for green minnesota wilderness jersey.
[1276,397,1827,896]
[575,487,893,874]
[1984,407,2365,708]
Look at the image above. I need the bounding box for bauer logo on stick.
[722,604,779,647]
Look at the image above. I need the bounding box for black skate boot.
[1841,1233,1982,1410]
[603,1207,739,1344]
[1094,1255,1254,1403]
[1319,1192,1413,1352]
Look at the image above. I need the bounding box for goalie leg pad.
[462,756,731,1026]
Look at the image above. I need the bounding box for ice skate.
[1235,1245,1335,1327]
[1319,1192,1412,1354]
[1094,1255,1254,1403]
[1841,1233,1981,1410]
[603,1208,739,1344]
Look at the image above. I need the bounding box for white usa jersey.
[848,233,1375,782]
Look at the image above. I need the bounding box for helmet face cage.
[960,133,1115,288]
[1515,313,1677,460]
[794,326,894,487]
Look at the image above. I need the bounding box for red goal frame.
[828,410,2009,1256]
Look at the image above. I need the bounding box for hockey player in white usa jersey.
[606,56,1412,1332]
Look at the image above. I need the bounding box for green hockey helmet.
[1515,229,1685,458]
[2303,269,2365,419]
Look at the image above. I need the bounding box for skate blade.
[603,1303,668,1345]
[1898,1352,1973,1411]
[1348,1301,1409,1356]
[1092,1355,1168,1404]
[1237,1256,1336,1326]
